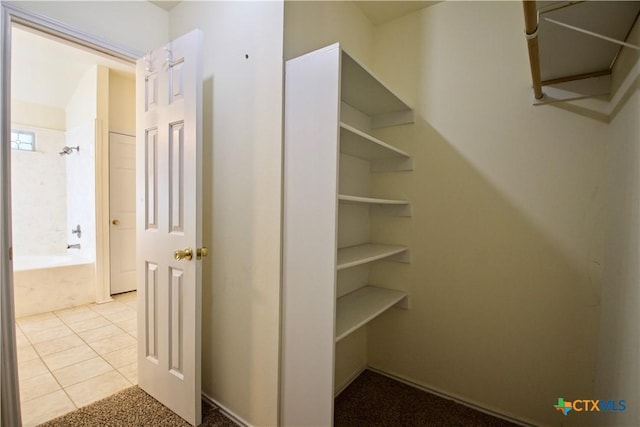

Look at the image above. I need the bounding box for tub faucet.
[67,243,81,249]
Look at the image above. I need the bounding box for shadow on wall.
[548,72,640,124]
[366,117,601,427]
[200,73,261,418]
[592,83,640,427]
[199,75,257,409]
[201,75,218,401]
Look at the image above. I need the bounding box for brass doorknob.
[174,247,193,261]
[112,219,120,225]
[197,247,209,260]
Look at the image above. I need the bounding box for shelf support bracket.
[394,295,410,310]
[371,110,414,129]
[371,157,413,173]
[371,204,412,217]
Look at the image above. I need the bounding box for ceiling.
[355,1,439,25]
[11,26,134,109]
[147,1,438,25]
[149,1,181,12]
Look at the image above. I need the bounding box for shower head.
[59,146,80,156]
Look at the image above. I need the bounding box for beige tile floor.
[15,292,138,427]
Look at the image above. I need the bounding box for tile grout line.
[15,295,138,423]
[15,311,79,425]
[47,309,86,411]
[52,304,136,401]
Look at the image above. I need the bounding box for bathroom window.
[10,130,35,151]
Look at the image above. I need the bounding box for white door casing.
[110,132,136,295]
[136,29,203,426]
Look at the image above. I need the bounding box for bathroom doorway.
[10,24,139,426]
[11,25,100,317]
[10,23,136,313]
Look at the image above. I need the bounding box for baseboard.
[334,364,367,397]
[366,367,539,427]
[201,392,253,427]
[201,367,539,427]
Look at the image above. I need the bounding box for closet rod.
[523,0,544,99]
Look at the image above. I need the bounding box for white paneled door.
[110,132,136,295]
[136,29,203,426]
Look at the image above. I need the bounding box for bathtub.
[13,253,95,318]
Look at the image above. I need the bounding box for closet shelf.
[337,243,407,271]
[336,285,407,342]
[340,123,410,160]
[338,194,409,205]
[340,50,413,126]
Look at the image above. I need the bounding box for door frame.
[0,2,142,423]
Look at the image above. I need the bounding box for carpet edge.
[201,392,252,427]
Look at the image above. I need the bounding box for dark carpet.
[39,371,519,426]
[39,386,237,427]
[335,370,519,427]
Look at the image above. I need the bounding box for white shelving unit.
[282,43,413,426]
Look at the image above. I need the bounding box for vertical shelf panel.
[282,43,341,427]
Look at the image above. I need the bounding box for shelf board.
[338,194,412,216]
[341,51,412,122]
[337,243,408,270]
[340,122,410,160]
[338,194,409,205]
[336,285,407,342]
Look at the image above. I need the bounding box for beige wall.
[595,89,639,427]
[367,2,608,426]
[284,1,373,62]
[10,100,65,131]
[169,2,284,426]
[108,70,135,135]
[66,65,97,129]
[593,19,640,427]
[16,1,169,54]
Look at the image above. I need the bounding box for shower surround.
[11,119,97,316]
